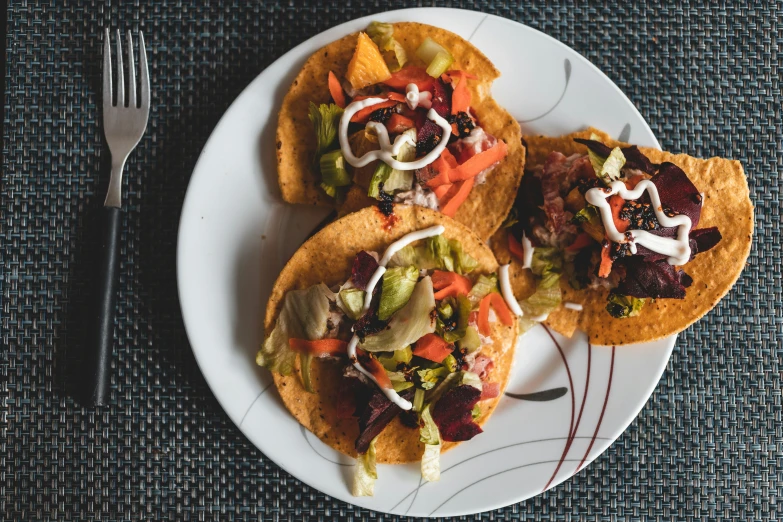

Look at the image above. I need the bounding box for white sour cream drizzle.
[405,83,432,110]
[585,180,693,266]
[521,231,534,269]
[564,302,583,311]
[348,225,446,410]
[338,98,452,171]
[498,264,524,317]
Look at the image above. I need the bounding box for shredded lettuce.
[419,406,442,482]
[387,371,414,392]
[501,207,519,228]
[338,287,365,320]
[471,404,481,420]
[368,130,416,198]
[360,276,436,352]
[424,371,460,404]
[461,371,483,391]
[605,293,646,318]
[387,236,476,275]
[377,346,412,371]
[352,436,378,496]
[468,273,498,307]
[440,294,470,343]
[441,354,458,373]
[417,366,450,390]
[309,102,343,158]
[366,21,407,71]
[449,239,478,275]
[378,265,418,321]
[517,248,563,334]
[319,149,351,189]
[587,133,626,184]
[257,283,333,375]
[412,387,426,412]
[458,325,481,353]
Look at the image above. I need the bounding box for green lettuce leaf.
[605,293,646,318]
[360,276,436,352]
[338,287,365,320]
[366,21,407,71]
[461,371,482,391]
[257,283,333,375]
[377,346,413,371]
[378,265,419,321]
[368,130,416,198]
[467,273,498,307]
[352,436,378,496]
[471,404,481,420]
[587,133,626,184]
[517,248,563,334]
[419,405,441,482]
[387,371,414,392]
[424,371,460,404]
[309,102,343,158]
[458,325,481,353]
[417,366,450,390]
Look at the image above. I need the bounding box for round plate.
[177,8,673,517]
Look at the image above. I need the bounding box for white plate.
[177,8,673,517]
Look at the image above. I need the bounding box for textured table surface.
[2,2,781,520]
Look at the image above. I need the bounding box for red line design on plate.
[576,345,616,472]
[542,326,578,491]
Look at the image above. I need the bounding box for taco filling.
[309,22,509,218]
[257,223,513,496]
[502,134,723,333]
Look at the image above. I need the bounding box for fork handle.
[87,206,122,406]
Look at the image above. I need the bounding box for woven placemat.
[2,2,780,520]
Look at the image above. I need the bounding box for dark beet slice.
[574,137,612,157]
[416,119,443,156]
[431,384,483,442]
[616,256,693,299]
[689,226,722,256]
[651,162,703,228]
[351,251,379,290]
[336,375,361,419]
[354,386,414,453]
[621,145,658,174]
[352,305,388,341]
[429,78,451,117]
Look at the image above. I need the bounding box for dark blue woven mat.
[3,2,781,520]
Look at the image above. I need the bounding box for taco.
[257,205,517,496]
[276,21,525,240]
[491,128,752,345]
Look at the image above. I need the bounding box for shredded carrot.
[507,233,526,262]
[350,100,398,123]
[426,140,508,187]
[385,113,414,134]
[433,183,453,200]
[356,348,392,389]
[413,333,453,363]
[478,294,492,336]
[440,177,475,217]
[489,293,514,326]
[383,65,433,91]
[445,70,472,115]
[625,174,645,189]
[598,241,613,278]
[608,194,629,233]
[566,232,594,252]
[288,338,348,356]
[328,71,346,108]
[432,270,473,300]
[478,293,514,336]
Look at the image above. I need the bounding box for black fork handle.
[87,206,122,406]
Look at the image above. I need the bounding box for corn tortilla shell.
[492,128,753,345]
[276,22,525,240]
[265,205,517,463]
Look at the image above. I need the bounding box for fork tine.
[139,31,150,110]
[115,29,124,107]
[103,28,112,108]
[126,30,136,108]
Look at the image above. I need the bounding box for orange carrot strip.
[383,66,433,91]
[489,293,514,326]
[598,241,613,278]
[328,71,346,108]
[608,194,629,233]
[433,183,453,200]
[426,140,508,187]
[288,338,348,356]
[385,113,415,134]
[440,176,475,217]
[447,70,472,115]
[350,100,398,123]
[432,270,473,299]
[507,232,526,262]
[565,232,594,252]
[356,348,392,389]
[413,333,453,363]
[478,294,492,336]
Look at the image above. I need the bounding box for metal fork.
[88,29,150,406]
